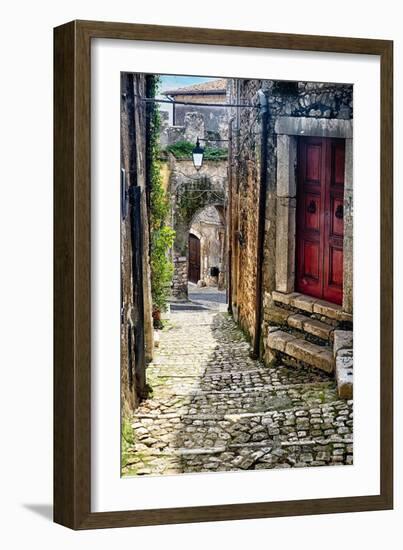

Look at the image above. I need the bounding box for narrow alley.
[122,288,353,476]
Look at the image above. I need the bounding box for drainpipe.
[251,89,269,359]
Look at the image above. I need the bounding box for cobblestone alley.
[122,288,353,476]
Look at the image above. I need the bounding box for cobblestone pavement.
[122,293,353,476]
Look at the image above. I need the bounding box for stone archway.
[170,175,226,299]
[189,205,226,289]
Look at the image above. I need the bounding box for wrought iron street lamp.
[192,138,204,171]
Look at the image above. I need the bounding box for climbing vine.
[148,76,175,321]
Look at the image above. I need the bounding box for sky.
[159,75,217,94]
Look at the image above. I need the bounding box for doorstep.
[267,330,334,374]
[271,291,353,323]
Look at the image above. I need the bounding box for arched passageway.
[170,175,227,300]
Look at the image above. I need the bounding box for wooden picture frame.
[54,20,393,530]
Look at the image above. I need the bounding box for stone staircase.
[265,291,353,398]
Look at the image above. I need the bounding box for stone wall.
[160,106,228,148]
[172,91,227,139]
[227,79,263,340]
[228,78,353,357]
[120,73,154,413]
[171,257,188,299]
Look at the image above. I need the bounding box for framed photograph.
[54,20,393,529]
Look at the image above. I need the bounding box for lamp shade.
[192,138,204,171]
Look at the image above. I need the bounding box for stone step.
[267,329,334,373]
[267,305,335,342]
[271,291,352,324]
[134,381,338,417]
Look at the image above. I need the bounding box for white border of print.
[91,38,380,513]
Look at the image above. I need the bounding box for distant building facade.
[160,79,229,148]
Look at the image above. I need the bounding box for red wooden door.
[188,233,201,284]
[296,137,345,305]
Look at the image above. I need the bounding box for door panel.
[323,139,345,304]
[328,246,343,287]
[303,240,320,280]
[306,144,321,181]
[296,138,325,299]
[188,233,200,284]
[296,137,345,305]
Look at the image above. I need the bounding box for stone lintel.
[275,117,353,139]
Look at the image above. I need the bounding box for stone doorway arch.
[189,204,226,290]
[170,176,226,299]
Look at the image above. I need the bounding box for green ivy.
[150,226,175,312]
[166,140,228,161]
[148,76,175,316]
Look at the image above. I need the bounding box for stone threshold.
[272,291,353,323]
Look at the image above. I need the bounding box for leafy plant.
[121,416,135,469]
[148,76,175,319]
[150,225,175,313]
[166,140,227,161]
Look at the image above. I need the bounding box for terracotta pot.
[152,309,161,322]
